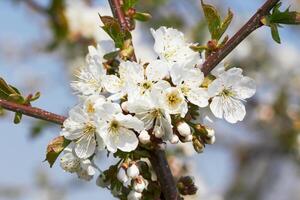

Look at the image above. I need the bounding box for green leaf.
[45,136,71,167]
[201,1,233,40]
[218,9,233,39]
[133,12,152,21]
[268,3,300,25]
[99,15,132,48]
[201,0,221,40]
[103,50,120,60]
[270,24,281,44]
[123,0,139,11]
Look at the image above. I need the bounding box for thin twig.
[201,0,279,76]
[0,99,66,125]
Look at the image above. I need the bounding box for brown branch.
[0,99,66,125]
[201,0,280,76]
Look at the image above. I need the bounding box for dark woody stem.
[201,0,280,76]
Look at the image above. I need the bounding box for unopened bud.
[170,135,179,144]
[127,190,142,200]
[117,167,128,183]
[177,176,198,195]
[206,135,216,145]
[177,122,191,137]
[127,163,140,179]
[138,130,151,144]
[154,127,163,138]
[184,134,193,142]
[192,136,205,153]
[206,127,215,137]
[133,176,146,193]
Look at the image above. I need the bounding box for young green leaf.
[133,12,152,21]
[270,23,281,44]
[13,112,22,124]
[201,0,221,40]
[123,0,139,11]
[45,136,71,167]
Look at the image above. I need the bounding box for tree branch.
[107,1,179,199]
[0,99,66,125]
[201,0,280,76]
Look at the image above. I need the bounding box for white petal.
[207,78,223,97]
[100,129,118,153]
[117,128,139,152]
[146,60,170,81]
[234,76,256,99]
[102,75,123,93]
[223,98,246,123]
[210,96,224,119]
[119,61,144,84]
[116,113,144,132]
[95,102,122,121]
[187,87,209,107]
[74,134,96,159]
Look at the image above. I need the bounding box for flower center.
[180,85,190,95]
[139,80,153,94]
[108,120,120,134]
[165,90,183,108]
[86,101,95,114]
[221,88,235,98]
[83,123,96,136]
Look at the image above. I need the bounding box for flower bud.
[154,127,163,138]
[127,190,142,200]
[127,163,140,179]
[192,136,205,153]
[206,127,215,138]
[133,176,146,193]
[206,135,216,145]
[177,122,191,137]
[184,134,193,142]
[177,176,198,195]
[170,135,179,144]
[121,101,129,113]
[117,167,129,183]
[138,130,151,144]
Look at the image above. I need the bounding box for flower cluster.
[59,26,256,198]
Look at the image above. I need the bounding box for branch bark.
[201,0,279,76]
[0,99,66,125]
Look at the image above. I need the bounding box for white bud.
[206,135,216,144]
[121,101,129,112]
[117,167,129,183]
[184,134,193,142]
[177,122,191,137]
[133,177,146,193]
[127,164,139,179]
[206,128,215,138]
[77,168,93,181]
[154,127,164,138]
[127,190,142,200]
[170,135,179,144]
[138,130,151,144]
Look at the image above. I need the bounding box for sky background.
[0,0,299,199]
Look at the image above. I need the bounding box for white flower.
[127,190,142,200]
[170,135,179,144]
[127,97,174,141]
[176,122,191,137]
[102,61,144,100]
[96,102,144,153]
[151,26,201,66]
[60,146,96,181]
[86,41,116,64]
[71,63,106,96]
[161,87,188,117]
[117,167,129,183]
[61,105,104,159]
[208,67,256,123]
[127,163,140,179]
[138,130,151,144]
[81,94,106,115]
[170,64,209,108]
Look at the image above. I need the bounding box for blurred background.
[1,0,300,199]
